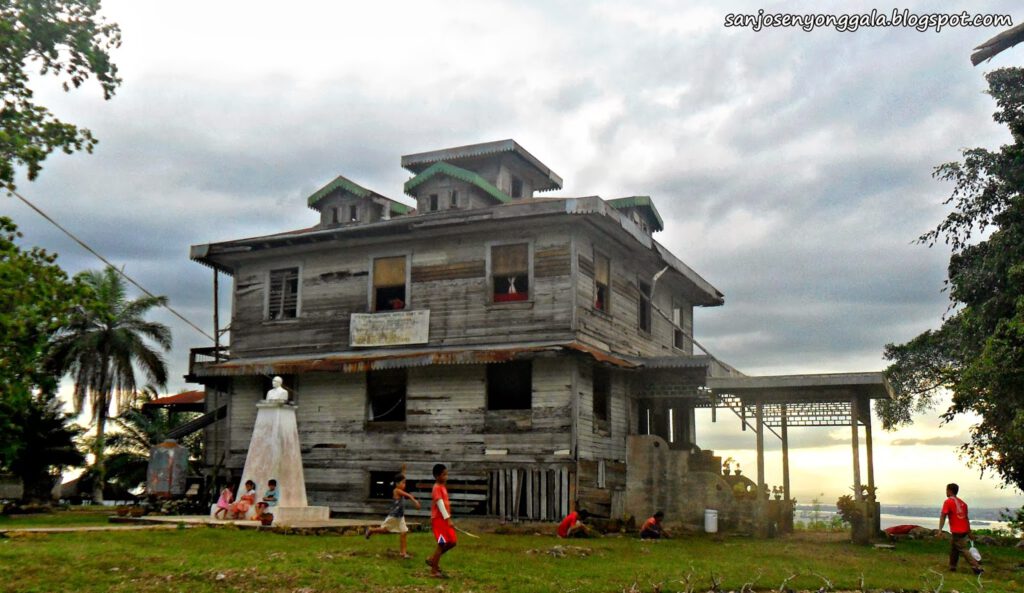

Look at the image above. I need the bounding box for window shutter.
[492,244,528,276]
[268,268,299,319]
[595,254,610,285]
[373,257,406,288]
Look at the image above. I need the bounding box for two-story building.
[187,139,891,528]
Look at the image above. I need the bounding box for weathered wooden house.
[187,139,891,528]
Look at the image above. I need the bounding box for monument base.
[271,505,331,525]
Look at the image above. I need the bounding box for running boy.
[939,482,982,575]
[365,473,421,558]
[426,463,457,578]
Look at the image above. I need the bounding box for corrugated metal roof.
[403,162,512,203]
[143,390,205,406]
[606,196,665,232]
[306,175,413,214]
[191,341,638,377]
[400,139,563,191]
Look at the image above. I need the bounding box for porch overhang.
[189,340,638,378]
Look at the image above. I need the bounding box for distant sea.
[794,509,1016,533]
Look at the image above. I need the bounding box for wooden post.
[781,404,790,502]
[755,401,765,501]
[213,269,220,352]
[864,400,875,499]
[851,396,862,503]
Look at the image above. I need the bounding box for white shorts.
[381,515,408,533]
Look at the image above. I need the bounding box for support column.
[213,269,220,352]
[755,401,765,501]
[851,396,862,503]
[864,400,875,499]
[781,404,790,502]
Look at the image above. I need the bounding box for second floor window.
[673,303,685,349]
[349,205,359,222]
[594,253,610,313]
[492,243,529,302]
[638,280,652,333]
[373,256,406,311]
[450,190,458,208]
[429,194,439,211]
[267,267,299,320]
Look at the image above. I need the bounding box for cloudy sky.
[5,0,1023,508]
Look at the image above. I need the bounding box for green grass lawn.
[1,525,1021,592]
[0,508,114,529]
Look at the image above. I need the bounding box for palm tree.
[50,267,172,502]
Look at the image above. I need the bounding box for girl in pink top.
[214,483,235,519]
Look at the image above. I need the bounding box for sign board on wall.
[350,310,430,347]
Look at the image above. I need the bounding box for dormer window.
[332,208,340,224]
[349,205,359,222]
[429,194,439,212]
[450,190,458,208]
[510,178,523,198]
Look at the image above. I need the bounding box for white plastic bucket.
[704,509,719,533]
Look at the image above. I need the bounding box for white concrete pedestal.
[240,401,330,524]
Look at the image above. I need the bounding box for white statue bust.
[266,376,289,402]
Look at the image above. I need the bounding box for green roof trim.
[403,161,512,204]
[607,196,664,231]
[307,175,413,215]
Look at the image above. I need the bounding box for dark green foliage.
[882,68,1024,491]
[7,392,83,500]
[0,0,121,191]
[0,216,83,490]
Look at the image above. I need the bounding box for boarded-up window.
[594,253,610,312]
[672,302,685,349]
[492,243,529,302]
[638,281,652,333]
[487,361,531,410]
[267,268,299,320]
[367,369,406,422]
[373,256,406,311]
[593,366,610,423]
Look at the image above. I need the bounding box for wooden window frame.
[349,204,359,222]
[593,250,611,314]
[592,365,611,435]
[449,190,458,208]
[368,254,410,312]
[672,299,685,351]
[510,177,523,198]
[486,361,532,411]
[637,278,652,335]
[429,194,439,212]
[366,369,407,425]
[487,240,533,305]
[264,266,301,321]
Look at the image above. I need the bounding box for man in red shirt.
[557,509,592,538]
[426,463,457,578]
[938,483,982,575]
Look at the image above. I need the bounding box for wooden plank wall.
[574,233,694,358]
[228,225,574,358]
[573,357,630,518]
[488,466,573,521]
[215,357,578,515]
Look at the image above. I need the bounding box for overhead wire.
[9,189,215,342]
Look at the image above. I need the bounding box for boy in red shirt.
[426,463,457,578]
[938,482,982,575]
[640,511,669,539]
[557,508,592,538]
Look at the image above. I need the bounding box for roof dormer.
[307,175,413,227]
[606,196,664,235]
[401,139,562,206]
